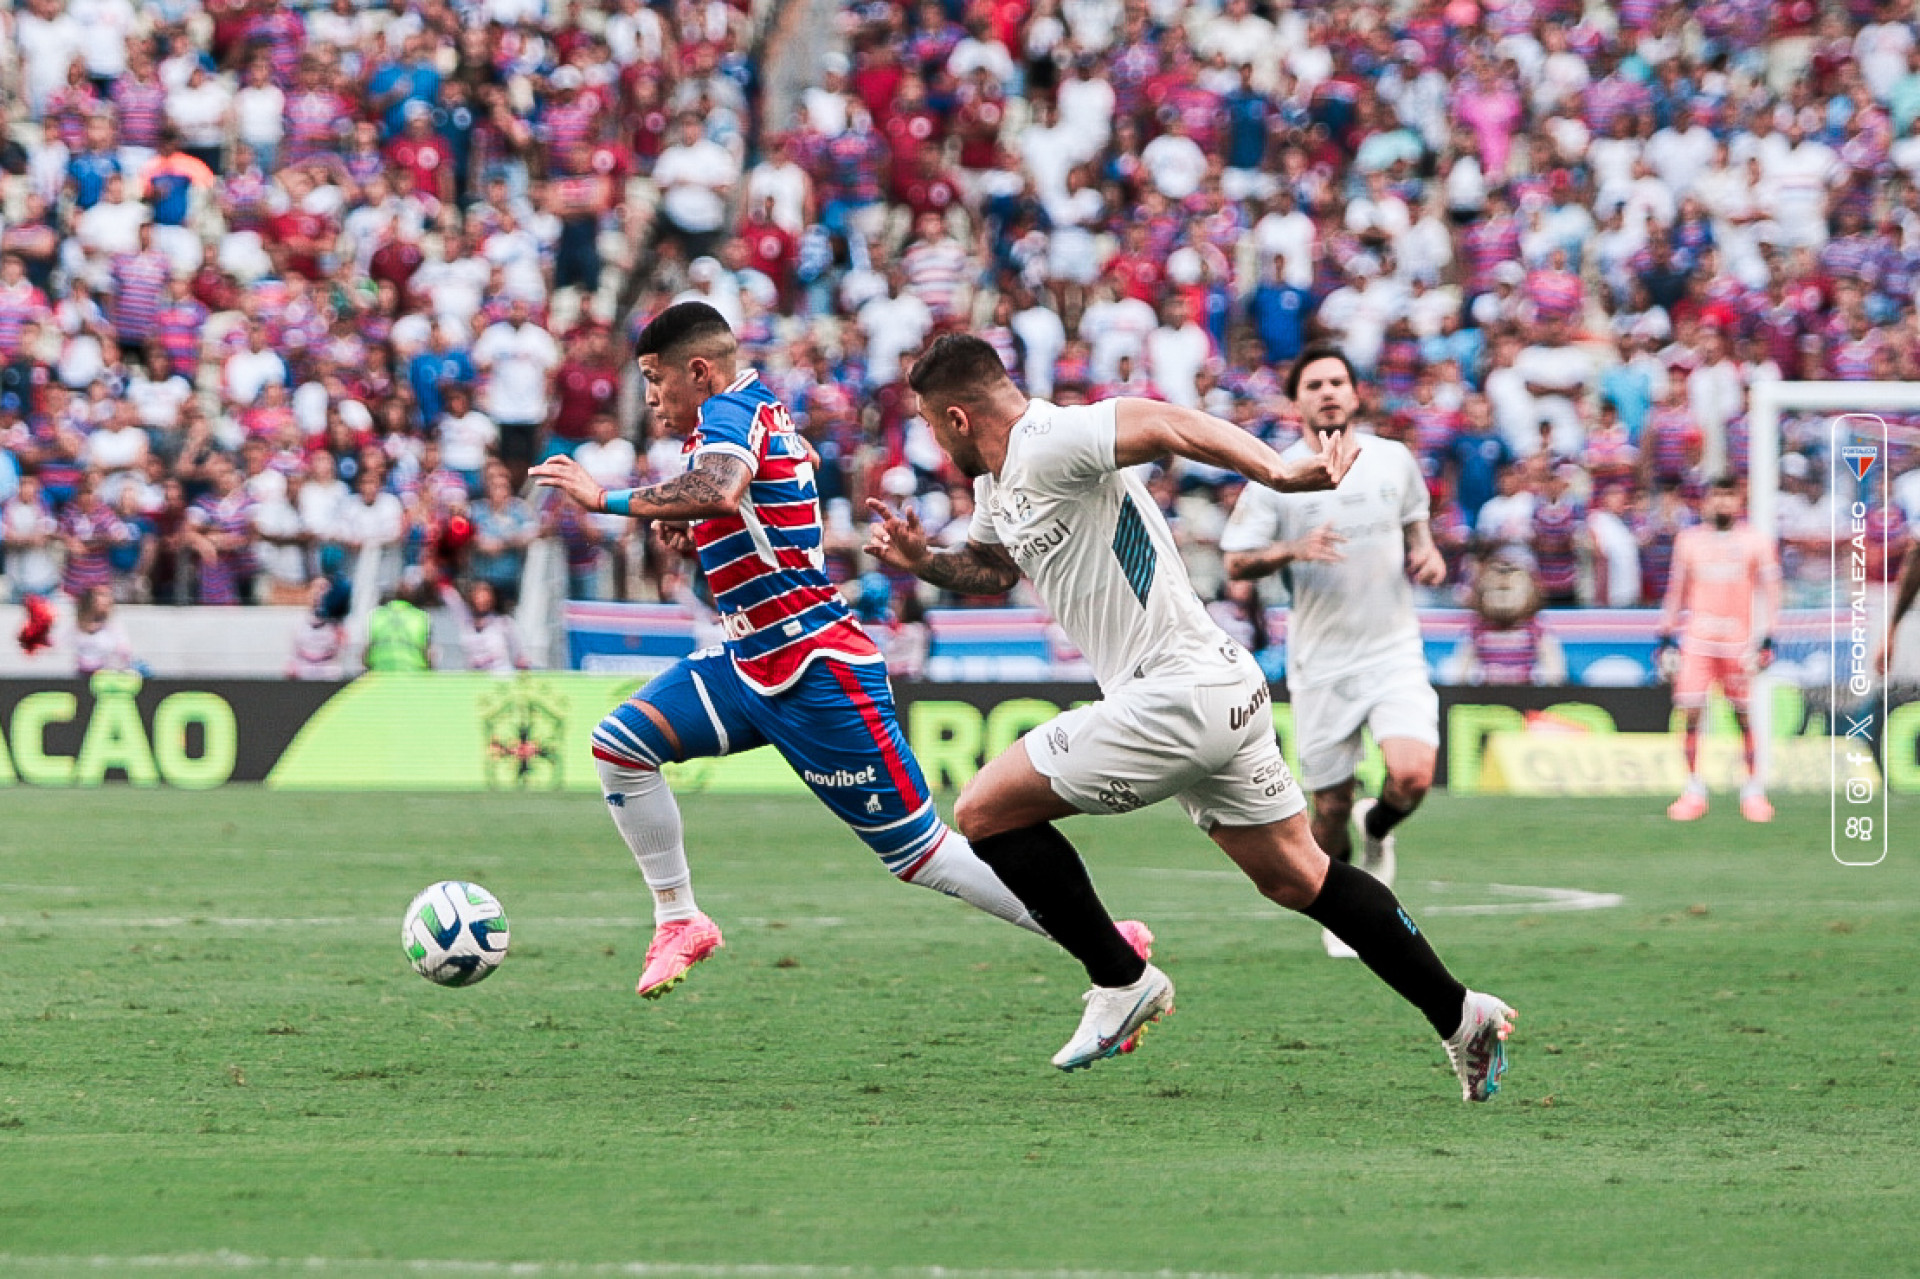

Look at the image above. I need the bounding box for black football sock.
[971,824,1148,988]
[1363,795,1415,841]
[1303,859,1467,1038]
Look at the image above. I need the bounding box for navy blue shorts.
[593,649,943,876]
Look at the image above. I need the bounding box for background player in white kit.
[866,334,1516,1101]
[1221,344,1445,959]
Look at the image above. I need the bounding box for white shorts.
[1024,672,1306,831]
[1291,663,1440,792]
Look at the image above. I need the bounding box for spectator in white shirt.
[225,323,290,407]
[165,63,233,169]
[802,53,852,137]
[233,57,286,174]
[1685,327,1745,476]
[651,113,739,260]
[1020,97,1079,205]
[746,132,813,235]
[70,0,135,83]
[299,450,350,549]
[1588,484,1643,607]
[1078,279,1158,384]
[946,19,1015,84]
[857,264,935,389]
[1474,464,1538,553]
[1056,55,1115,159]
[333,466,406,594]
[1010,287,1067,399]
[73,175,147,286]
[1254,187,1316,288]
[1145,294,1212,409]
[1646,104,1718,197]
[1140,112,1208,200]
[471,297,559,486]
[436,384,499,494]
[15,0,84,117]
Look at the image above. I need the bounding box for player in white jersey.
[865,334,1516,1100]
[1220,344,1444,959]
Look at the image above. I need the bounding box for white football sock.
[903,827,1047,936]
[595,755,699,924]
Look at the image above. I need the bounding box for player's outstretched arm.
[531,452,751,522]
[1112,398,1358,492]
[863,499,1022,594]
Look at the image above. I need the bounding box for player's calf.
[888,823,1047,936]
[1310,783,1357,864]
[593,704,702,926]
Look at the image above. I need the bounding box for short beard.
[1311,405,1353,433]
[1712,513,1734,530]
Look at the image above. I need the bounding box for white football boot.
[1051,963,1174,1071]
[1444,990,1518,1102]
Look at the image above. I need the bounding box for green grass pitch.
[0,789,1915,1278]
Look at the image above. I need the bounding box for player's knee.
[592,704,672,787]
[1389,764,1433,805]
[952,787,995,842]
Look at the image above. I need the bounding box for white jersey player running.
[866,334,1516,1101]
[1221,344,1445,959]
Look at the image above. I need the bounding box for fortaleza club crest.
[1840,445,1877,482]
[480,677,568,790]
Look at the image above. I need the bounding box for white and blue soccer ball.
[403,881,510,987]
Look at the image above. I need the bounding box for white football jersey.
[1219,431,1428,689]
[970,398,1246,693]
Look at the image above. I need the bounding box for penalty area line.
[0,1257,1555,1279]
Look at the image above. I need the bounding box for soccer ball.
[402,881,510,987]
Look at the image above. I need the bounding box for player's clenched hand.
[1292,521,1346,563]
[863,498,931,571]
[656,520,696,555]
[530,454,606,513]
[1407,541,1446,586]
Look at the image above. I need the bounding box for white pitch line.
[1419,883,1624,916]
[1135,872,1624,916]
[0,1257,1552,1279]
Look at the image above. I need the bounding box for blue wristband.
[603,489,634,517]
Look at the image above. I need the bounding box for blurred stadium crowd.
[2,0,1918,640]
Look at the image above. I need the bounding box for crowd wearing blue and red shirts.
[1,0,764,609]
[5,0,1920,628]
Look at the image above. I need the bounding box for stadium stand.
[1,0,1916,678]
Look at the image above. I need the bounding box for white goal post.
[1746,380,1917,778]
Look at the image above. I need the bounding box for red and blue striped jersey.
[688,370,879,694]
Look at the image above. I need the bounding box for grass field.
[0,788,1915,1279]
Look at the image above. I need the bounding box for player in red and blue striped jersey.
[532,302,1152,1006]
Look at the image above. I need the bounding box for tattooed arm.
[863,499,1022,594]
[530,451,751,522]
